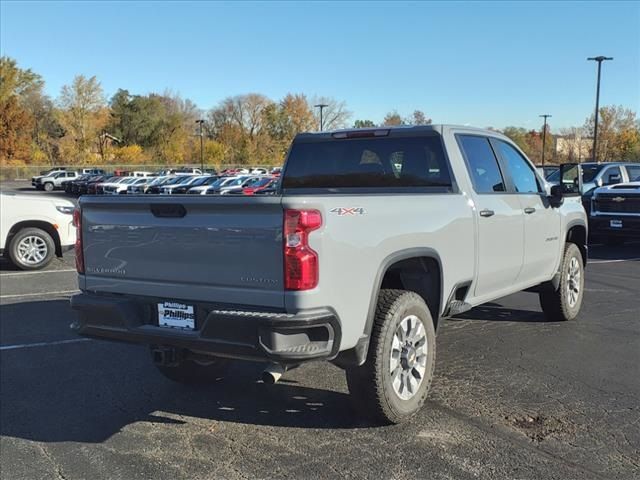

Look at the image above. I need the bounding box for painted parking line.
[589,258,640,264]
[0,269,77,277]
[0,338,91,351]
[0,289,79,300]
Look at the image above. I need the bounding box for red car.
[242,177,278,195]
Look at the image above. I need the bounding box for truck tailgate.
[79,195,285,309]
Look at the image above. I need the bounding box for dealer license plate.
[158,301,195,329]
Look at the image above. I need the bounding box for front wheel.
[43,182,54,192]
[8,228,55,270]
[539,242,584,321]
[346,289,436,425]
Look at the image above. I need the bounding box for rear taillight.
[73,208,84,274]
[284,209,322,290]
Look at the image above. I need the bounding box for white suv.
[0,193,76,270]
[33,171,79,191]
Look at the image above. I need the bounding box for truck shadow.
[452,302,556,323]
[0,300,362,445]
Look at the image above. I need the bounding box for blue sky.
[1,1,639,130]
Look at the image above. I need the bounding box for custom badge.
[329,207,367,216]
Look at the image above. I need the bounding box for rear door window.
[457,135,506,193]
[626,165,640,182]
[493,140,542,194]
[282,134,452,192]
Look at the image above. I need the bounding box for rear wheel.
[539,242,584,321]
[152,348,230,385]
[346,289,436,425]
[8,228,55,270]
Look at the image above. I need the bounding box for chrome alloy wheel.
[390,315,428,400]
[17,235,48,265]
[566,256,581,308]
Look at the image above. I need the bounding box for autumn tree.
[584,106,640,162]
[382,111,404,126]
[57,75,108,164]
[0,57,54,165]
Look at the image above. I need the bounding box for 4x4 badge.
[330,207,366,216]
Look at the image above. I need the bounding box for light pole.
[587,56,613,162]
[314,103,328,131]
[539,114,551,166]
[195,119,205,171]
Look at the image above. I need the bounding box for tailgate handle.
[150,204,186,218]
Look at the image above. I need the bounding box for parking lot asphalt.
[1,244,638,480]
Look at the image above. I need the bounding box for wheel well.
[566,225,587,265]
[380,256,441,328]
[7,221,62,257]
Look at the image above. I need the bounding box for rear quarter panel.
[282,193,475,350]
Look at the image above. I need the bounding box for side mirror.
[549,184,564,207]
[596,178,603,187]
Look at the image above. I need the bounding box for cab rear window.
[282,134,453,192]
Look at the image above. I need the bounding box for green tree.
[354,119,376,128]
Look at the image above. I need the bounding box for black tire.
[8,227,55,271]
[153,351,230,385]
[43,182,54,192]
[346,289,436,425]
[539,242,584,321]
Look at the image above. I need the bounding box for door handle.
[524,207,536,214]
[479,209,495,218]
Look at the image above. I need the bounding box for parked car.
[31,169,68,188]
[242,177,278,195]
[187,176,233,195]
[62,174,91,194]
[172,175,218,194]
[84,176,111,195]
[71,125,587,425]
[33,171,79,191]
[217,176,264,195]
[161,175,209,194]
[95,176,129,195]
[103,177,141,194]
[548,162,640,215]
[195,176,240,195]
[1,192,76,270]
[81,168,107,175]
[38,167,66,176]
[251,168,269,175]
[145,176,182,194]
[175,167,203,175]
[589,181,640,245]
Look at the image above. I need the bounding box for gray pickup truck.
[71,125,587,424]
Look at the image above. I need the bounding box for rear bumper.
[70,292,341,364]
[590,214,640,239]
